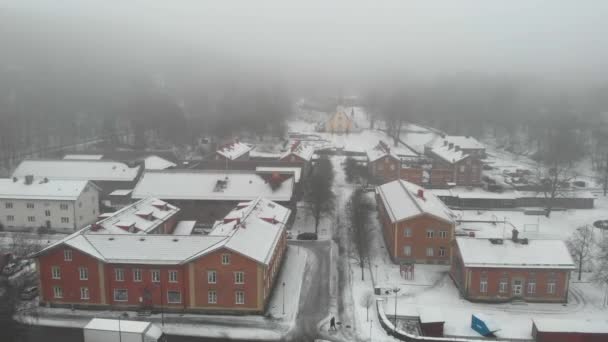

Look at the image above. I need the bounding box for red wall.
[38,247,103,305]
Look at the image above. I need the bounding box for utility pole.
[392,287,400,329]
[282,282,286,315]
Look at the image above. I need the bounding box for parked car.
[20,286,38,300]
[297,232,318,240]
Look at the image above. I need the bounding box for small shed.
[418,307,444,337]
[533,318,608,342]
[471,313,499,337]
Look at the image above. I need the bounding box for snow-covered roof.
[13,159,140,182]
[427,143,470,164]
[85,318,152,333]
[173,221,196,235]
[425,135,484,164]
[376,180,454,224]
[533,318,608,334]
[0,177,92,201]
[63,154,104,160]
[366,141,400,163]
[418,307,444,324]
[216,141,254,160]
[444,136,484,150]
[37,197,287,266]
[255,166,301,183]
[280,141,314,162]
[86,198,180,234]
[456,237,575,269]
[132,170,294,202]
[143,155,176,170]
[108,189,132,196]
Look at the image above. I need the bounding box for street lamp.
[374,264,378,281]
[392,287,400,329]
[370,319,373,342]
[282,282,286,315]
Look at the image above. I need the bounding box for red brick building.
[35,197,289,314]
[367,142,423,185]
[376,180,455,264]
[532,318,608,342]
[278,140,314,176]
[425,137,483,186]
[450,234,575,303]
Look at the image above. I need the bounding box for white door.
[512,280,523,296]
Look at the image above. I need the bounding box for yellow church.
[317,107,359,134]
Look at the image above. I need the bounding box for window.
[26,203,34,209]
[426,230,434,238]
[167,291,181,304]
[547,281,556,294]
[459,165,465,172]
[52,266,61,279]
[79,267,88,280]
[80,287,90,300]
[133,269,142,282]
[27,216,35,222]
[389,164,395,171]
[403,245,412,256]
[426,247,434,257]
[439,230,448,238]
[168,270,178,283]
[208,290,217,304]
[480,279,488,293]
[527,280,536,294]
[439,247,446,257]
[499,280,508,293]
[235,291,245,305]
[6,215,14,222]
[115,268,124,281]
[403,228,412,237]
[208,270,217,284]
[113,289,128,302]
[53,286,63,299]
[5,202,13,209]
[151,270,160,282]
[234,271,244,284]
[45,209,51,217]
[78,201,82,208]
[61,217,70,223]
[60,203,68,210]
[221,254,231,265]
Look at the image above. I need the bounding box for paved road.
[285,240,331,341]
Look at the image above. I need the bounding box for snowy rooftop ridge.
[376,179,454,223]
[0,177,94,201]
[87,197,179,234]
[143,155,177,170]
[63,154,104,160]
[280,140,314,161]
[12,159,140,182]
[216,140,254,160]
[456,237,575,269]
[366,140,401,162]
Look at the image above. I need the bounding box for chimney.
[417,189,425,199]
[454,145,460,152]
[25,175,34,185]
[512,228,519,242]
[448,143,454,150]
[443,140,448,146]
[12,177,17,183]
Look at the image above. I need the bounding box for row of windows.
[403,246,447,257]
[7,216,70,223]
[403,228,449,238]
[5,202,71,210]
[479,279,557,295]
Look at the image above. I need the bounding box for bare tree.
[348,188,373,280]
[592,239,608,305]
[567,225,595,281]
[304,156,335,235]
[533,163,577,217]
[360,291,375,322]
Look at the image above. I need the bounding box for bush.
[297,232,318,240]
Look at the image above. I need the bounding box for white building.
[0,176,100,232]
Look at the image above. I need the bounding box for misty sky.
[2,0,608,86]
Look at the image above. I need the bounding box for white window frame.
[80,287,90,300]
[527,280,536,294]
[426,247,434,257]
[439,247,446,257]
[235,291,245,305]
[221,254,231,265]
[208,290,217,304]
[133,269,142,282]
[499,280,508,294]
[53,286,63,299]
[79,267,88,280]
[234,271,244,284]
[26,202,34,209]
[64,249,72,261]
[426,230,434,238]
[51,266,61,279]
[45,209,51,217]
[208,270,217,284]
[27,216,35,222]
[480,279,488,293]
[115,268,124,282]
[113,289,128,302]
[5,202,13,209]
[403,228,412,237]
[439,230,448,238]
[151,270,160,283]
[168,270,178,283]
[403,245,412,256]
[167,291,181,304]
[547,281,556,294]
[6,215,14,222]
[60,203,69,210]
[61,217,70,223]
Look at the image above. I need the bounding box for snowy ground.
[16,245,309,340]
